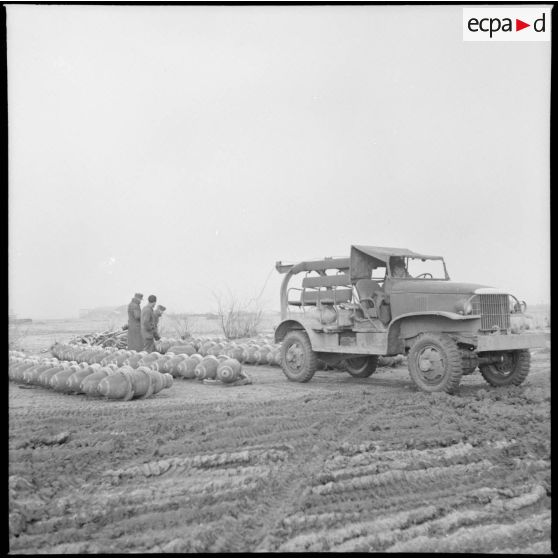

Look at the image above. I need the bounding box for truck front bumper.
[477,332,549,353]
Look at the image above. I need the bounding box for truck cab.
[274,245,546,394]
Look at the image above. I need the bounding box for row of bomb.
[53,338,282,368]
[8,352,172,400]
[55,338,403,376]
[155,335,280,364]
[156,333,275,353]
[156,336,404,368]
[164,339,282,366]
[50,344,247,383]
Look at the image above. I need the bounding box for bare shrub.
[213,293,263,340]
[162,314,197,340]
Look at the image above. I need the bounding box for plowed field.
[9,347,551,553]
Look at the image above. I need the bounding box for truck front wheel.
[344,356,378,378]
[407,333,463,394]
[280,330,317,382]
[479,350,531,387]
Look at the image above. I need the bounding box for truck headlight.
[511,298,527,313]
[456,300,473,315]
[509,297,516,313]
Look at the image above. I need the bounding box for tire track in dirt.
[9,353,551,553]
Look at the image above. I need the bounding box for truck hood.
[390,280,500,295]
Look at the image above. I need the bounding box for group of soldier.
[127,293,166,352]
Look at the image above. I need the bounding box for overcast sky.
[8,4,550,319]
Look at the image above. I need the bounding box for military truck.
[274,245,546,394]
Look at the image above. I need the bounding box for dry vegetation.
[161,314,198,341]
[213,293,263,339]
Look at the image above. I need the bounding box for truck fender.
[387,311,480,352]
[274,319,317,345]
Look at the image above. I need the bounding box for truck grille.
[472,294,510,331]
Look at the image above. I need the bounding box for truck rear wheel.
[407,333,463,394]
[280,330,317,383]
[479,350,530,387]
[344,356,378,378]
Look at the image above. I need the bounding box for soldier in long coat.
[141,295,158,353]
[127,293,143,351]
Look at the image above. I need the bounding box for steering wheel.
[416,273,433,279]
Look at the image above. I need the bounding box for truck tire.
[344,356,378,378]
[479,349,530,387]
[407,333,463,394]
[280,330,317,383]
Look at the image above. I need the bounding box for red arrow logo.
[516,19,530,31]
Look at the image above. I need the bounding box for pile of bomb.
[8,350,173,401]
[156,335,282,367]
[49,341,251,385]
[157,336,404,369]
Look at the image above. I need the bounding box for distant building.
[9,314,32,324]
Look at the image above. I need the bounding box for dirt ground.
[8,333,551,554]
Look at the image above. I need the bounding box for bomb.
[97,370,134,400]
[242,345,259,364]
[166,354,189,377]
[216,358,243,383]
[175,354,202,379]
[50,367,81,393]
[9,359,35,382]
[25,361,60,385]
[113,351,133,367]
[91,350,110,364]
[199,341,217,357]
[85,349,107,365]
[207,343,225,356]
[80,368,111,396]
[126,367,154,398]
[155,339,173,354]
[161,372,173,389]
[226,346,244,361]
[151,354,175,372]
[167,343,197,356]
[145,368,165,393]
[125,352,146,368]
[267,348,282,366]
[38,363,72,387]
[23,361,58,384]
[66,364,101,393]
[137,352,162,368]
[254,346,272,365]
[194,355,220,380]
[9,359,36,382]
[97,366,171,400]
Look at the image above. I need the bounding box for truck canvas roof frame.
[350,245,443,281]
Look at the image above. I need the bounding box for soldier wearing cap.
[141,295,158,352]
[153,305,166,342]
[127,293,144,351]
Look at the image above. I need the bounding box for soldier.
[390,256,411,278]
[153,305,166,341]
[141,295,158,352]
[127,293,143,351]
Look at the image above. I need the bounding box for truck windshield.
[392,257,447,279]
